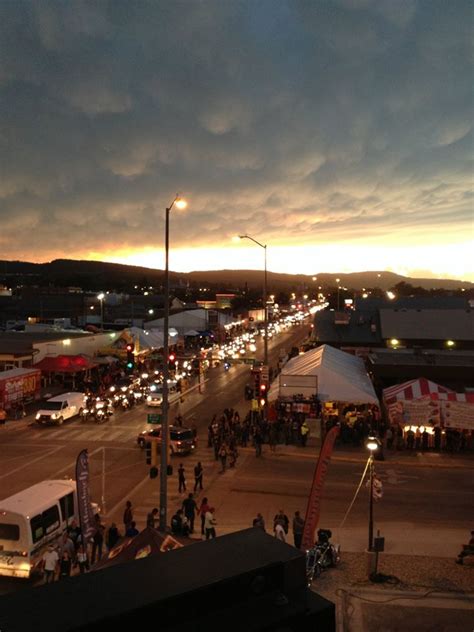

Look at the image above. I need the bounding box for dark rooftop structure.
[0,528,335,632]
[367,349,474,392]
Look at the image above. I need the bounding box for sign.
[261,365,269,382]
[302,425,340,550]
[147,413,162,424]
[441,401,474,430]
[75,450,96,542]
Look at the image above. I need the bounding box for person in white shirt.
[274,522,287,543]
[42,545,59,583]
[204,508,217,540]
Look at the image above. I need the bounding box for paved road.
[0,322,310,507]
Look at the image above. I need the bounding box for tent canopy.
[383,378,453,403]
[34,354,97,373]
[268,344,378,404]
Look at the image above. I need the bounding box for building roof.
[379,309,474,340]
[368,349,474,369]
[312,308,382,346]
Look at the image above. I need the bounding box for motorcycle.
[305,529,341,585]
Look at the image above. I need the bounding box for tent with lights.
[268,344,379,404]
[383,378,474,430]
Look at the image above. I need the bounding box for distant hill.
[0,259,471,292]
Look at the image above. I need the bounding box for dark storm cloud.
[0,0,472,259]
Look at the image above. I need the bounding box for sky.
[1,0,473,281]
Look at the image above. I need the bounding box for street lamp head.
[97,292,105,301]
[366,436,379,452]
[175,197,187,210]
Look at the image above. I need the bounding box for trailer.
[0,367,41,411]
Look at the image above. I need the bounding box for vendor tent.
[383,378,474,430]
[34,354,97,372]
[268,344,378,404]
[383,378,453,403]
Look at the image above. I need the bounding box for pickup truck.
[35,392,85,425]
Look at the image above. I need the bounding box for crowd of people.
[252,509,306,549]
[207,407,311,460]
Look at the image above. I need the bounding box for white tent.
[268,344,378,404]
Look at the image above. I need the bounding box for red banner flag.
[301,425,340,550]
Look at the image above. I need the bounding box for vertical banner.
[301,425,340,550]
[75,449,97,542]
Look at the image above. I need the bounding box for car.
[137,425,196,455]
[146,390,163,407]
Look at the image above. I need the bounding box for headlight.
[51,413,57,419]
[147,396,152,402]
[35,413,40,420]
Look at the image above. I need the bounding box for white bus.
[0,480,80,579]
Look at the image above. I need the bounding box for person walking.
[182,493,198,534]
[125,521,139,537]
[91,518,105,565]
[76,543,89,574]
[123,500,133,533]
[218,443,228,473]
[252,513,266,531]
[273,509,290,536]
[254,427,263,457]
[194,461,203,492]
[204,507,217,540]
[146,508,159,529]
[42,545,59,583]
[274,522,287,543]
[59,551,72,579]
[106,523,120,550]
[292,511,305,549]
[199,497,211,536]
[178,463,187,493]
[300,421,310,447]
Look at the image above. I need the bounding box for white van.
[0,480,79,578]
[35,392,85,425]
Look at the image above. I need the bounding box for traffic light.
[126,342,135,373]
[259,382,267,407]
[168,353,176,370]
[253,370,261,397]
[149,466,159,479]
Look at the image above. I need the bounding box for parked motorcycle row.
[305,529,341,585]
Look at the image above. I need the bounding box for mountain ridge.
[0,259,471,291]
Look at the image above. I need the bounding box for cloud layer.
[0,1,472,278]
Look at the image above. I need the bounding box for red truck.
[0,367,41,411]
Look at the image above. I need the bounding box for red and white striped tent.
[383,378,454,404]
[383,378,474,430]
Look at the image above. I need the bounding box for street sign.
[147,413,162,424]
[261,365,269,382]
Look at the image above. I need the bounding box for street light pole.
[368,453,374,551]
[97,293,105,331]
[160,194,186,533]
[238,235,268,366]
[366,436,379,552]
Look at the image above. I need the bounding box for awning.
[184,329,200,336]
[33,354,97,373]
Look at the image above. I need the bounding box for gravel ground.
[313,552,474,604]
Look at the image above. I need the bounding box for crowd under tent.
[268,344,379,405]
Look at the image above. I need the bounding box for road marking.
[0,445,65,480]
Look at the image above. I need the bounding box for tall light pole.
[237,235,268,366]
[335,278,340,311]
[97,293,105,331]
[160,194,187,532]
[366,436,379,551]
